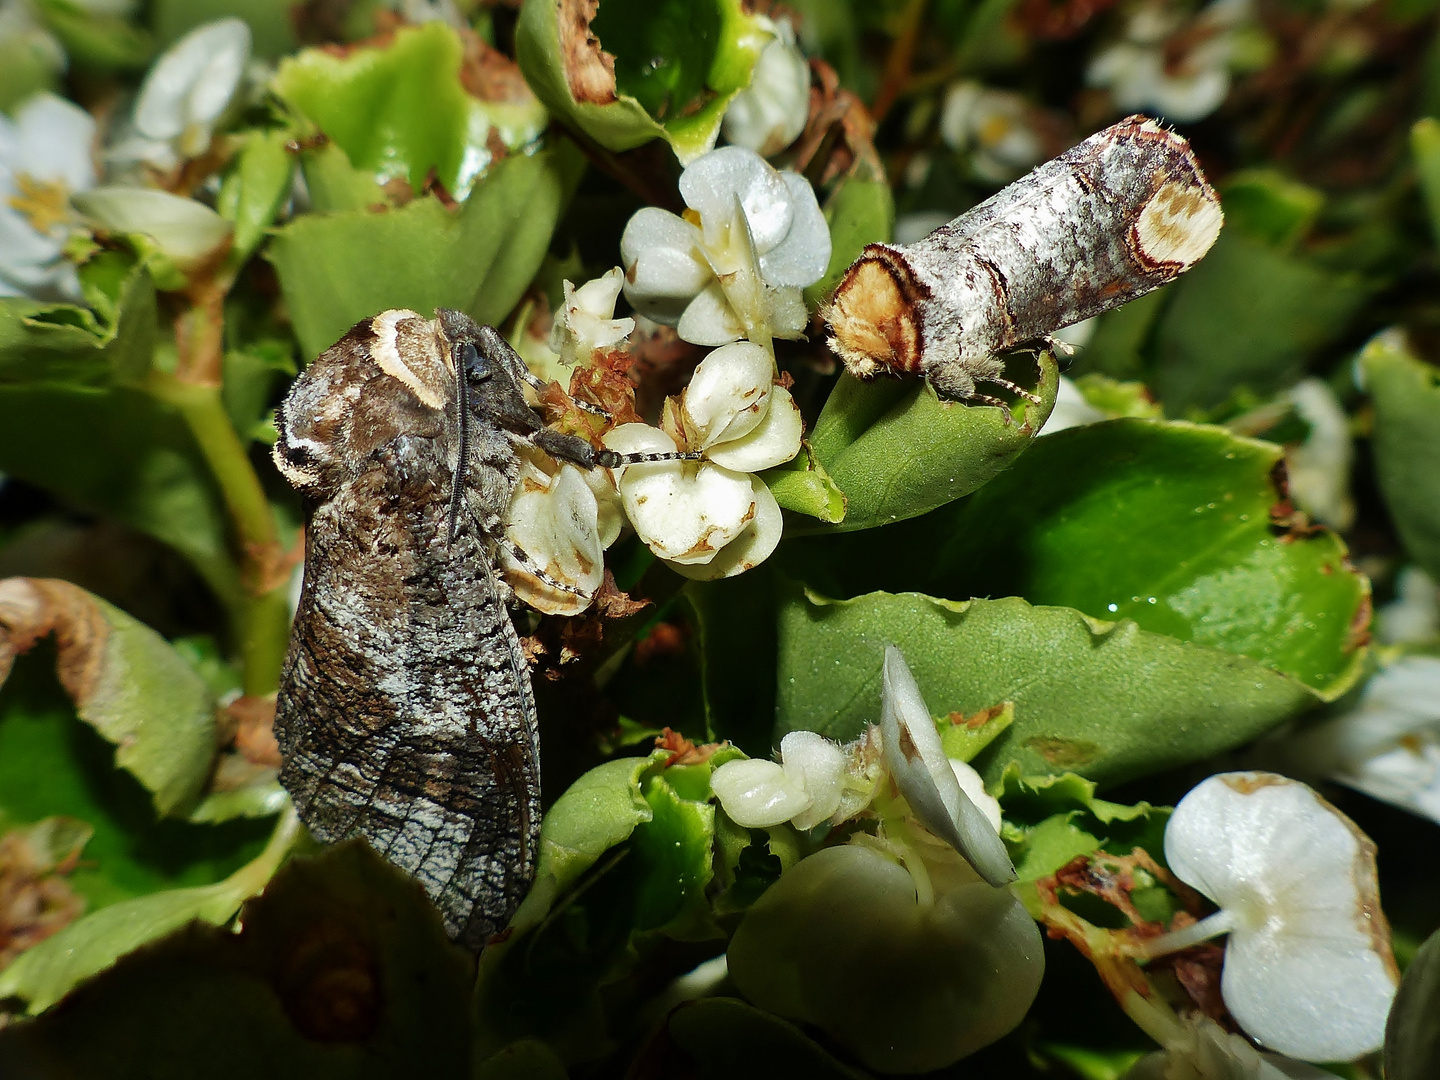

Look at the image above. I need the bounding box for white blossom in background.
[1087,0,1250,123]
[939,82,1045,183]
[71,186,232,269]
[1038,375,1107,436]
[1124,1015,1337,1080]
[549,268,635,367]
[503,446,623,616]
[0,92,96,300]
[722,17,810,158]
[1283,656,1440,825]
[0,0,66,84]
[1376,566,1439,644]
[1145,772,1397,1063]
[109,18,252,171]
[620,146,831,347]
[892,210,953,246]
[602,340,801,580]
[1283,378,1353,529]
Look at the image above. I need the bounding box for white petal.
[1285,379,1353,529]
[879,646,1016,886]
[135,18,251,142]
[711,757,812,828]
[764,283,810,339]
[720,22,810,157]
[676,280,745,346]
[781,731,846,830]
[620,208,713,325]
[666,476,783,581]
[680,145,793,254]
[503,463,604,616]
[1376,566,1439,645]
[757,171,831,288]
[683,340,775,448]
[571,267,625,318]
[1164,773,1396,1061]
[603,424,756,565]
[949,760,1002,834]
[72,187,232,266]
[706,385,803,473]
[581,466,625,549]
[552,272,634,365]
[10,93,97,193]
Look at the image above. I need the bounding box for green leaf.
[216,128,297,263]
[804,175,895,308]
[1072,374,1162,420]
[151,0,299,59]
[687,567,779,755]
[0,807,296,1014]
[936,701,1013,763]
[1219,169,1324,250]
[535,753,657,898]
[0,840,474,1079]
[775,586,1316,786]
[791,419,1368,699]
[806,355,1059,532]
[1411,118,1440,250]
[666,998,873,1080]
[1149,230,1372,411]
[1362,330,1440,581]
[516,0,766,163]
[273,23,543,199]
[0,658,272,917]
[994,767,1166,881]
[1387,926,1440,1080]
[267,149,574,362]
[0,578,219,816]
[35,0,153,72]
[764,445,847,524]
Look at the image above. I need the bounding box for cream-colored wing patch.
[370,309,452,409]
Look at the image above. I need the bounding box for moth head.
[824,244,929,380]
[272,309,455,496]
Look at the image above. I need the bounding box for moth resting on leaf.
[271,309,686,949]
[826,115,1224,409]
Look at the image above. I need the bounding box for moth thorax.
[825,243,929,379]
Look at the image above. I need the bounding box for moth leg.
[963,392,1017,425]
[978,374,1044,407]
[499,535,590,599]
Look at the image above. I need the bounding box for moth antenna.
[978,375,1044,407]
[571,397,611,419]
[500,537,589,598]
[447,343,473,546]
[593,448,705,468]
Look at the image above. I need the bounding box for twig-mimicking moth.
[271,309,686,949]
[825,115,1223,407]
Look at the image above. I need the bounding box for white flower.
[1038,375,1107,436]
[710,730,847,831]
[1376,566,1439,645]
[602,340,801,580]
[1124,1015,1338,1080]
[549,268,635,367]
[72,186,232,269]
[110,18,252,170]
[1284,378,1353,530]
[0,92,95,300]
[1087,0,1249,123]
[1146,772,1397,1063]
[722,17,810,158]
[1285,656,1440,825]
[0,1,65,84]
[939,82,1045,183]
[878,645,1015,886]
[619,146,830,347]
[502,446,622,616]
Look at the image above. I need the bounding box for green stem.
[149,371,290,695]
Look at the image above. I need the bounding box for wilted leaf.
[775,586,1316,786]
[0,839,473,1079]
[806,355,1059,532]
[1361,330,1440,581]
[0,807,295,1013]
[0,578,218,816]
[0,817,90,970]
[272,23,544,200]
[267,149,576,361]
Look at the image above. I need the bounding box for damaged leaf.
[0,817,90,970]
[0,578,218,816]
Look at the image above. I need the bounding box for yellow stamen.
[8,173,71,234]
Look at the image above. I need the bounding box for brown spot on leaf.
[559,0,619,105]
[1024,735,1099,767]
[274,917,382,1042]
